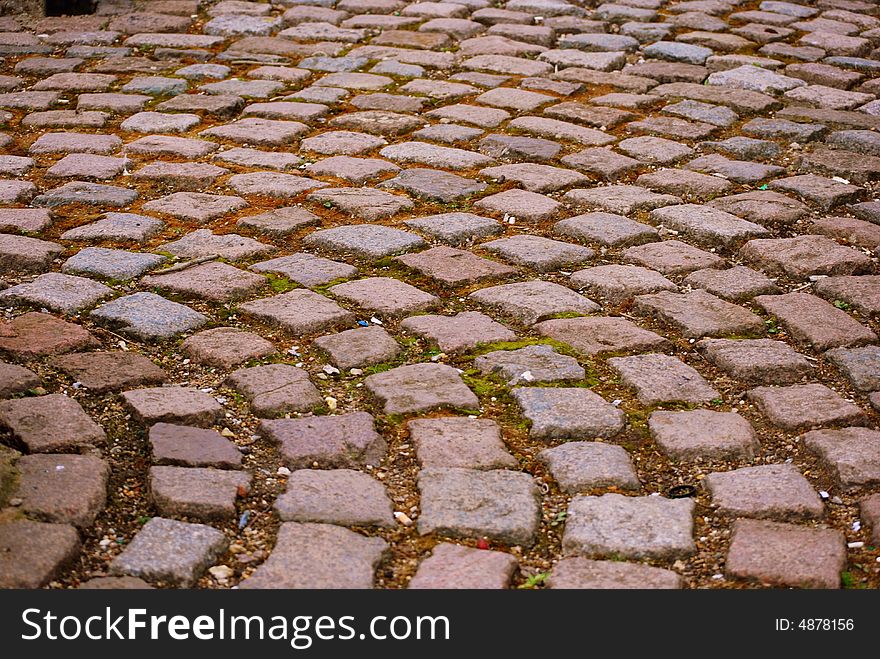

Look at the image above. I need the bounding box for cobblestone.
[0,0,878,592]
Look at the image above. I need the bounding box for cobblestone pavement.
[0,0,879,590]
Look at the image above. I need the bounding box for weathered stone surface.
[238,522,387,589]
[62,248,165,281]
[78,577,154,590]
[52,351,167,394]
[201,118,308,145]
[725,519,845,589]
[474,189,561,222]
[480,235,594,272]
[150,466,250,521]
[260,412,386,469]
[239,289,355,335]
[0,234,64,273]
[395,246,516,287]
[305,225,424,259]
[475,344,585,385]
[127,136,220,159]
[636,168,732,199]
[480,163,589,193]
[564,185,681,215]
[549,558,682,589]
[536,316,669,357]
[862,495,880,546]
[633,290,764,338]
[109,517,228,587]
[741,235,872,278]
[404,212,501,245]
[32,181,137,208]
[802,427,880,489]
[683,266,779,301]
[539,442,639,493]
[218,148,304,172]
[228,172,328,198]
[826,346,880,392]
[30,132,121,154]
[305,156,398,184]
[143,262,266,303]
[143,194,248,224]
[314,326,400,370]
[236,207,318,235]
[61,213,164,243]
[0,361,39,398]
[0,393,105,453]
[649,409,760,462]
[418,467,540,546]
[16,454,109,528]
[618,135,693,164]
[91,293,208,341]
[0,520,80,589]
[121,111,200,133]
[709,454,822,520]
[149,423,242,470]
[380,141,494,170]
[401,311,516,354]
[697,338,811,385]
[0,273,111,314]
[513,387,625,440]
[366,363,479,414]
[770,173,864,210]
[554,212,659,248]
[0,208,51,234]
[409,417,516,470]
[624,240,723,275]
[409,543,518,589]
[275,469,394,527]
[134,162,228,190]
[650,204,768,247]
[755,292,877,351]
[609,353,720,405]
[123,387,223,428]
[226,364,322,418]
[0,312,98,359]
[46,154,128,180]
[307,187,413,220]
[563,494,695,560]
[814,275,880,318]
[469,280,598,325]
[561,148,641,180]
[384,168,487,203]
[570,264,676,305]
[181,328,275,369]
[330,277,438,318]
[748,383,867,431]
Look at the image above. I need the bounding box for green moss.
[265,273,300,294]
[361,361,400,376]
[312,277,358,296]
[468,337,557,357]
[461,369,509,400]
[841,571,865,589]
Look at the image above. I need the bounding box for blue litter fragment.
[357,320,369,327]
[238,510,251,529]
